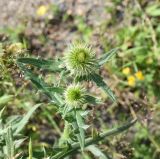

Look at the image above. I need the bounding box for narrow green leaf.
[15,138,27,148]
[0,107,5,118]
[79,110,90,117]
[86,145,108,159]
[85,95,102,105]
[0,95,14,107]
[4,127,15,159]
[75,111,85,150]
[80,124,90,130]
[14,104,41,135]
[91,74,116,102]
[18,63,51,97]
[45,87,64,94]
[17,57,62,72]
[17,63,61,104]
[98,48,118,66]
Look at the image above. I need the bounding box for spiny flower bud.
[64,42,98,77]
[64,84,86,107]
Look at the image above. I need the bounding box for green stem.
[51,118,137,159]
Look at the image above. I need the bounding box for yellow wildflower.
[36,5,48,16]
[135,71,144,80]
[122,67,130,75]
[127,75,135,87]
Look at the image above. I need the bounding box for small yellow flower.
[135,71,144,80]
[122,67,130,75]
[36,5,48,16]
[127,75,135,87]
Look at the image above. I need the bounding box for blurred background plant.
[0,0,160,158]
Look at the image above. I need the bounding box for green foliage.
[16,42,136,158]
[0,104,41,158]
[2,1,159,158]
[0,95,13,107]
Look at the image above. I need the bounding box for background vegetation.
[0,0,159,158]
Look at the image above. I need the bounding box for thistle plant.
[16,42,137,158]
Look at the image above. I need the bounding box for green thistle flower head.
[64,84,86,107]
[64,42,98,77]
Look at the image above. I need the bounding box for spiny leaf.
[4,127,15,159]
[79,110,90,117]
[86,145,109,159]
[15,138,27,148]
[80,124,90,130]
[17,63,61,104]
[18,63,52,98]
[17,57,62,72]
[75,111,85,151]
[45,87,64,94]
[75,73,116,102]
[91,74,116,102]
[85,95,103,105]
[98,48,119,66]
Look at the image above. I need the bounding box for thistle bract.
[64,84,86,107]
[64,42,98,77]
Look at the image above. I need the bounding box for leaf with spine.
[45,87,64,94]
[91,74,116,102]
[98,48,118,66]
[4,127,15,159]
[15,138,27,149]
[13,103,41,135]
[17,63,62,105]
[85,95,103,105]
[80,124,90,130]
[86,145,109,159]
[0,115,21,136]
[17,57,62,72]
[75,111,85,151]
[79,110,90,117]
[18,63,52,98]
[51,118,137,159]
[75,74,116,102]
